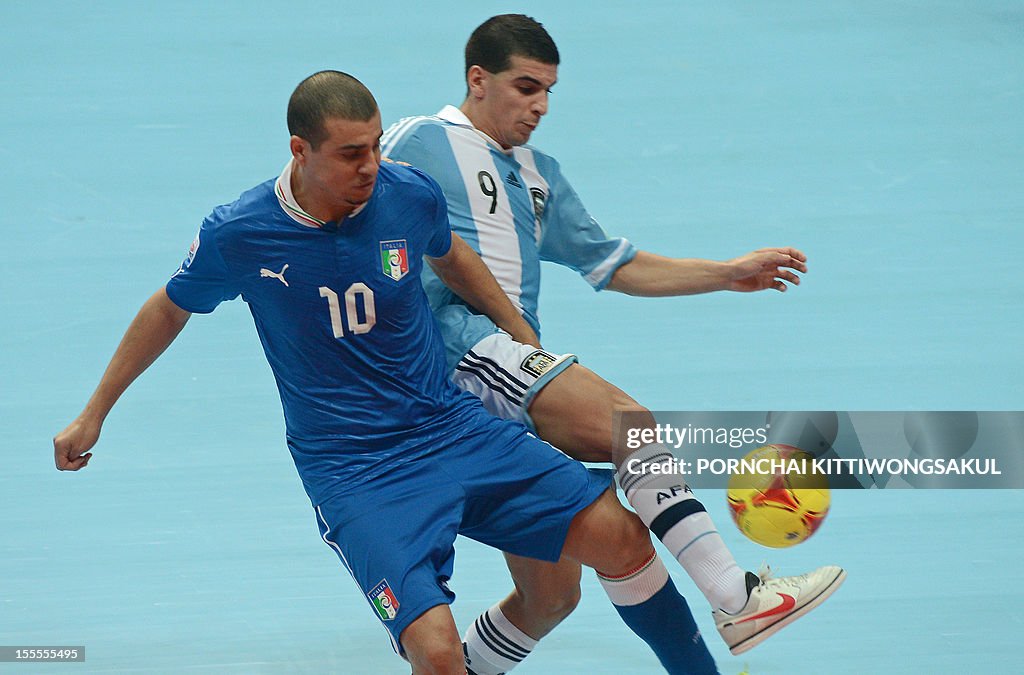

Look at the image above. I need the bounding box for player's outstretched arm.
[427,233,541,348]
[606,247,808,297]
[53,288,192,471]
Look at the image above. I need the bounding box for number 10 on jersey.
[319,284,376,338]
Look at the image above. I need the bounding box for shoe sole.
[728,568,847,655]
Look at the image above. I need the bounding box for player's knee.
[517,580,581,623]
[607,397,656,466]
[581,493,656,574]
[406,639,464,675]
[561,399,653,463]
[625,511,654,551]
[614,398,655,432]
[595,395,653,455]
[401,608,464,675]
[547,583,582,621]
[609,511,656,573]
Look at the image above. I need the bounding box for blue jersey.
[166,159,482,504]
[382,106,637,371]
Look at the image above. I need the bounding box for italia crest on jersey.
[187,231,201,263]
[368,579,400,621]
[173,229,202,278]
[380,240,409,281]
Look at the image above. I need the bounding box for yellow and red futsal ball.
[726,444,831,548]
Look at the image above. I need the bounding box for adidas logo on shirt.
[505,171,522,188]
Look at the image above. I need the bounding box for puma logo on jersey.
[260,264,290,286]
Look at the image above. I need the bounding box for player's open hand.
[53,415,101,471]
[727,247,807,293]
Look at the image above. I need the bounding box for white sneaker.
[713,565,846,655]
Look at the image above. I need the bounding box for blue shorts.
[313,407,611,653]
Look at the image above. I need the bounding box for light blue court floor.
[3,2,1021,672]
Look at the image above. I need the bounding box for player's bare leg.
[561,489,653,571]
[465,362,845,670]
[401,604,466,675]
[499,553,581,637]
[532,362,845,652]
[561,488,717,674]
[461,555,582,673]
[529,363,751,613]
[461,364,742,673]
[527,362,643,463]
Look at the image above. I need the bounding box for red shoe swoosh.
[737,593,796,623]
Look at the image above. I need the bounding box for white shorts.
[452,332,577,428]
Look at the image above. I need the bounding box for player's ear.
[466,65,488,100]
[290,135,309,164]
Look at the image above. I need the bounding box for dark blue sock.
[611,577,719,675]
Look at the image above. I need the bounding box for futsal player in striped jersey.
[383,14,846,672]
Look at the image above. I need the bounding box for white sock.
[595,549,669,605]
[617,443,749,613]
[463,604,538,674]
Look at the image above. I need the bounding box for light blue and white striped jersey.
[382,105,636,372]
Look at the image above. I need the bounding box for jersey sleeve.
[382,118,444,178]
[165,217,239,313]
[537,163,637,291]
[382,120,454,260]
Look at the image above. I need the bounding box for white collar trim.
[436,105,510,154]
[274,159,367,228]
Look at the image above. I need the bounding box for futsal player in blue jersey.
[383,15,846,671]
[53,71,725,673]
